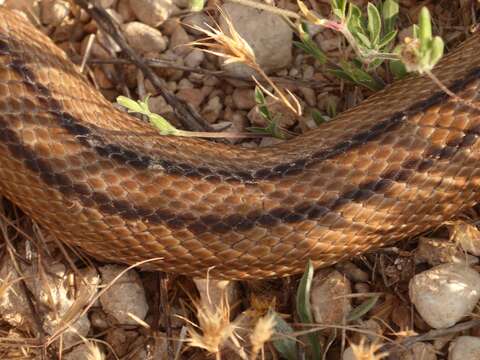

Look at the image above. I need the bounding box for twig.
[159,273,175,359]
[381,319,480,354]
[0,219,46,339]
[79,57,333,89]
[426,69,480,112]
[74,0,212,132]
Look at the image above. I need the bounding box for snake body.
[1,8,480,278]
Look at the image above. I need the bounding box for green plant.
[298,1,445,90]
[117,96,182,136]
[295,260,322,359]
[396,7,444,74]
[294,23,328,65]
[247,87,287,139]
[189,0,205,12]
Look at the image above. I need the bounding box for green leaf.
[367,3,381,46]
[382,0,399,34]
[117,96,180,136]
[418,7,432,52]
[148,113,179,135]
[412,24,419,39]
[296,260,314,323]
[270,310,298,360]
[330,61,384,91]
[248,119,285,139]
[254,86,273,121]
[331,0,347,19]
[354,31,372,49]
[117,96,144,113]
[378,29,397,49]
[254,86,266,105]
[430,36,444,66]
[347,295,380,322]
[294,27,328,64]
[296,260,322,359]
[389,58,407,79]
[189,0,205,11]
[366,57,384,71]
[346,3,363,34]
[311,109,328,125]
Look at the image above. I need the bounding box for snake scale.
[1,8,480,279]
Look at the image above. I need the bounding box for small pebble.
[232,87,256,110]
[310,269,352,327]
[122,21,167,54]
[399,342,437,360]
[41,0,70,26]
[99,265,148,325]
[129,0,176,27]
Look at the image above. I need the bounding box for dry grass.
[349,338,389,360]
[249,313,276,359]
[0,0,479,359]
[185,297,242,357]
[187,6,302,116]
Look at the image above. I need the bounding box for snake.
[0,8,480,279]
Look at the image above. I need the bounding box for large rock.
[219,2,292,77]
[409,264,480,329]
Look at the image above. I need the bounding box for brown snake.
[1,8,480,279]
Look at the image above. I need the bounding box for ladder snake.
[1,8,480,278]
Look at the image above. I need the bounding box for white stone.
[409,264,480,329]
[219,3,292,77]
[41,0,70,26]
[449,336,480,360]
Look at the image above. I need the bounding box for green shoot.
[329,60,384,91]
[346,294,380,322]
[294,23,327,64]
[296,260,322,359]
[117,96,183,136]
[247,87,287,139]
[311,109,329,125]
[397,7,444,74]
[298,0,400,91]
[189,0,205,11]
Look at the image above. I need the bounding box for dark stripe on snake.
[3,36,480,184]
[0,106,478,234]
